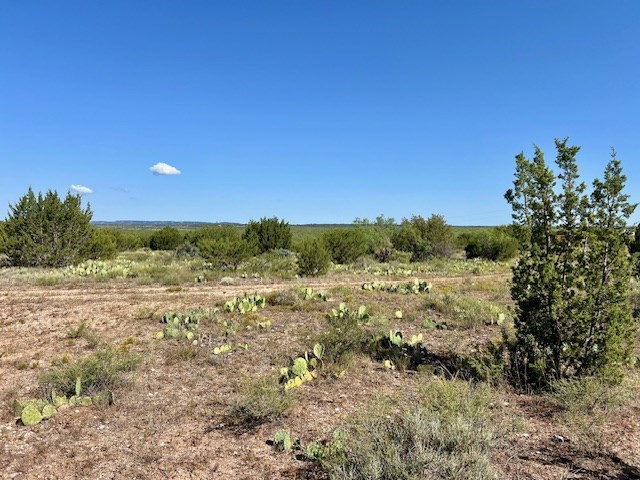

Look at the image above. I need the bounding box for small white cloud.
[71,184,93,195]
[150,162,181,176]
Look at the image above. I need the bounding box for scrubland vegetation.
[1,140,640,478]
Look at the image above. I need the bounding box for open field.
[1,258,639,479]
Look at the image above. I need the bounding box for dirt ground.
[1,274,639,479]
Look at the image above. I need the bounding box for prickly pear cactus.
[20,403,43,426]
[41,404,57,419]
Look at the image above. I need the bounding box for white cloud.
[70,184,93,195]
[150,162,181,176]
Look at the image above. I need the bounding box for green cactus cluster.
[300,287,328,301]
[224,294,266,314]
[305,428,348,462]
[372,330,429,372]
[326,303,369,322]
[362,278,432,294]
[156,308,216,343]
[13,385,113,426]
[280,343,325,391]
[63,259,134,278]
[210,342,248,355]
[273,429,297,452]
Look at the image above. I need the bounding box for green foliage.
[197,225,254,269]
[424,293,508,329]
[295,238,331,276]
[4,188,93,267]
[39,346,139,399]
[63,259,134,279]
[273,429,297,452]
[322,379,497,480]
[0,221,8,256]
[463,228,519,261]
[230,376,295,426]
[362,278,431,295]
[224,294,266,314]
[156,308,215,342]
[316,305,371,368]
[149,226,184,251]
[279,343,325,390]
[391,214,456,261]
[353,214,396,254]
[84,228,118,260]
[306,428,348,464]
[505,139,637,388]
[322,228,368,264]
[243,217,292,253]
[370,330,428,371]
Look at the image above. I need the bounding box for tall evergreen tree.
[505,139,636,388]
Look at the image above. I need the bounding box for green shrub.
[391,214,456,262]
[322,379,497,480]
[198,226,254,269]
[353,215,396,254]
[296,238,331,276]
[315,307,371,368]
[84,228,118,260]
[4,188,94,267]
[229,375,295,426]
[175,241,200,258]
[463,229,518,261]
[39,347,139,399]
[242,217,292,253]
[322,228,368,264]
[149,226,184,251]
[113,230,146,251]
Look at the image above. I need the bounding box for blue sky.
[1,1,639,225]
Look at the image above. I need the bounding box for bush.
[391,214,456,261]
[242,217,292,253]
[197,225,254,269]
[296,238,331,276]
[322,228,368,264]
[39,346,139,399]
[322,379,497,480]
[84,228,118,260]
[353,215,396,254]
[149,226,184,251]
[229,375,295,427]
[112,230,145,251]
[4,188,94,267]
[463,228,518,261]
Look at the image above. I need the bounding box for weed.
[548,376,633,454]
[229,375,295,427]
[322,379,498,480]
[424,292,507,329]
[65,321,100,349]
[39,346,139,399]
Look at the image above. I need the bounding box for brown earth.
[1,274,639,480]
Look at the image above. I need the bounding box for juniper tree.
[4,188,93,267]
[505,139,636,388]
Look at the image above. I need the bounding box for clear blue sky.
[2,1,639,225]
